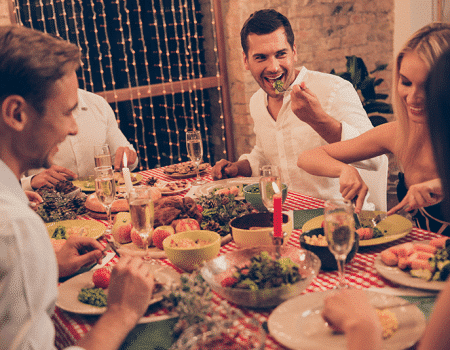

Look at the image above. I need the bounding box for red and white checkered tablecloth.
[52,166,443,349]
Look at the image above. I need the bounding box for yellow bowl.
[163,230,221,272]
[230,212,293,248]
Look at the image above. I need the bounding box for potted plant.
[331,55,393,127]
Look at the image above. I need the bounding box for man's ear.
[243,51,250,70]
[1,95,28,131]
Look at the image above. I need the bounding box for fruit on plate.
[113,223,133,244]
[174,218,200,233]
[152,226,175,249]
[130,227,151,249]
[112,212,133,243]
[93,268,111,289]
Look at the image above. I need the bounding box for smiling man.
[211,9,386,209]
[0,25,155,350]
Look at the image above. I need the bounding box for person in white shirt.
[21,88,138,191]
[211,9,384,211]
[0,25,154,350]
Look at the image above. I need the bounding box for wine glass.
[259,165,282,212]
[94,166,116,234]
[94,144,112,168]
[186,129,207,185]
[128,186,154,252]
[323,198,355,288]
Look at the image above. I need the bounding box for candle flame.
[123,152,128,168]
[272,182,280,194]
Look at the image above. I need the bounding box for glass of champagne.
[128,186,154,252]
[186,129,207,185]
[94,144,112,168]
[323,198,355,288]
[259,165,282,212]
[94,166,116,234]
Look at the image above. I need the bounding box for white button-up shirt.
[239,66,382,207]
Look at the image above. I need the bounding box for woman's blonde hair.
[394,22,450,169]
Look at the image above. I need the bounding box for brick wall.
[221,0,394,158]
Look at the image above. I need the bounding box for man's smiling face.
[243,27,298,99]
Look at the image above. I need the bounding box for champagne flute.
[186,129,207,185]
[128,186,154,252]
[94,166,116,234]
[94,144,112,168]
[323,198,355,288]
[259,165,282,212]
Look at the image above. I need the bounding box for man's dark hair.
[240,9,295,55]
[0,25,81,114]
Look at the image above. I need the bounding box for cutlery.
[302,300,420,319]
[372,206,412,228]
[351,200,362,229]
[104,238,121,257]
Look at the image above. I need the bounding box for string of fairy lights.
[12,0,227,169]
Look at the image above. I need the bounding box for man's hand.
[56,236,104,278]
[106,256,155,322]
[387,178,443,215]
[290,82,342,144]
[30,165,77,189]
[114,147,137,170]
[211,159,239,180]
[25,191,43,211]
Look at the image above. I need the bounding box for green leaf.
[374,78,384,87]
[370,63,388,74]
[364,101,393,114]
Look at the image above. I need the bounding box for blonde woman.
[297,23,450,235]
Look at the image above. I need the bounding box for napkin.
[120,316,178,350]
[293,208,324,230]
[184,185,200,199]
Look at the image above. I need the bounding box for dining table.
[52,165,443,350]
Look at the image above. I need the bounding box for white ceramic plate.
[302,210,413,247]
[194,177,261,198]
[46,220,106,240]
[374,241,445,291]
[268,290,426,350]
[56,263,180,321]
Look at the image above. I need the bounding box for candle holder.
[270,231,288,259]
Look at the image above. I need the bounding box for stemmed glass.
[323,198,355,288]
[94,166,116,234]
[94,144,112,168]
[128,186,154,252]
[186,129,207,186]
[259,165,282,212]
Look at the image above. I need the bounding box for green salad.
[222,251,304,290]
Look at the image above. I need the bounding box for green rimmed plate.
[301,210,413,247]
[46,219,106,240]
[73,173,143,192]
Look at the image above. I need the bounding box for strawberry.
[221,276,238,288]
[196,204,204,213]
[93,268,111,289]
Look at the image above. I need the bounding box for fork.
[372,206,412,228]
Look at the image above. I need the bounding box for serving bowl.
[243,183,288,212]
[299,227,359,271]
[230,212,293,248]
[163,230,221,272]
[170,317,266,350]
[200,245,320,308]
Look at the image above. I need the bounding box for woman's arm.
[297,122,396,211]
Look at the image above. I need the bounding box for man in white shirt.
[0,25,154,350]
[21,88,138,191]
[211,9,385,210]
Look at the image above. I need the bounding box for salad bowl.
[200,245,320,308]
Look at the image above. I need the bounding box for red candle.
[273,193,282,238]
